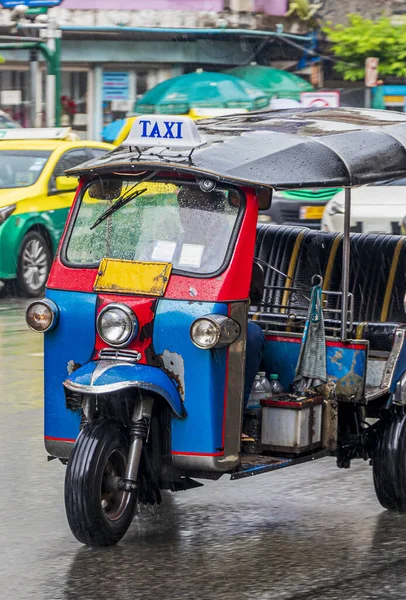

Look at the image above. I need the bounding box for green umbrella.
[227,65,313,101]
[135,70,269,114]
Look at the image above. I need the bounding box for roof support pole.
[340,187,351,341]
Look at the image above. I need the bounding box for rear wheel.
[373,411,406,512]
[17,231,51,297]
[65,419,137,546]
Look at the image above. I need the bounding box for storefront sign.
[300,91,340,108]
[102,72,130,102]
[0,1,63,6]
[1,90,21,105]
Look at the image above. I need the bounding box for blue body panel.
[154,300,228,455]
[44,289,97,440]
[65,361,183,417]
[263,336,367,400]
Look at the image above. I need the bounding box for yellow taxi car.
[0,128,113,296]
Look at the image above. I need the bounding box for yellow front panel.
[93,258,172,296]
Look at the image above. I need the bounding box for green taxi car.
[0,128,112,296]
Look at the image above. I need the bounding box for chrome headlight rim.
[96,302,138,348]
[25,298,59,332]
[190,314,241,350]
[190,316,221,349]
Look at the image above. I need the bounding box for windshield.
[0,150,51,188]
[65,179,243,276]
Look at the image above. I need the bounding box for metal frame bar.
[341,188,351,341]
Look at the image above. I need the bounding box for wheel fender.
[63,360,184,418]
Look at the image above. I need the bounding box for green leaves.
[286,0,323,21]
[324,15,406,80]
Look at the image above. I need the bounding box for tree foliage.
[286,0,322,21]
[324,14,406,81]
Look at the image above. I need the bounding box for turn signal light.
[190,315,241,349]
[26,299,59,332]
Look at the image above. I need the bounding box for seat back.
[253,224,406,334]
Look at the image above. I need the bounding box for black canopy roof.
[67,107,406,189]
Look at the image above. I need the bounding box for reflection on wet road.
[2,298,406,599]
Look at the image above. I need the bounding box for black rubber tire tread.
[373,412,406,512]
[17,230,52,297]
[65,419,137,546]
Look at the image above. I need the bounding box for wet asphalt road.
[3,299,406,599]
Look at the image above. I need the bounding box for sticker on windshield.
[151,240,176,262]
[178,244,204,268]
[29,158,46,171]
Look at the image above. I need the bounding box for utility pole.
[40,17,61,126]
[29,47,37,127]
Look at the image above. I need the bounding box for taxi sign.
[124,115,205,150]
[0,127,73,141]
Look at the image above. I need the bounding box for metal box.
[261,395,323,454]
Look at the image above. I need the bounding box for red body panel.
[94,294,157,365]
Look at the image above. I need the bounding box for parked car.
[0,128,113,296]
[259,188,340,228]
[321,178,406,234]
[0,109,21,129]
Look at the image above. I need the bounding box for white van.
[321,178,406,234]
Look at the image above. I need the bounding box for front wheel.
[65,419,137,546]
[373,411,406,512]
[17,231,52,297]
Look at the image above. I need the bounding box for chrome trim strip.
[63,378,183,417]
[222,301,247,465]
[172,453,238,473]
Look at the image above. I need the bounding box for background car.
[259,188,340,228]
[321,178,406,234]
[0,128,113,297]
[0,109,21,129]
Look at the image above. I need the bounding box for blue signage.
[102,72,130,102]
[0,0,63,6]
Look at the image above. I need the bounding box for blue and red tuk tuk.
[26,108,406,546]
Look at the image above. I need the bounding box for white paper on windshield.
[29,158,46,171]
[178,243,204,268]
[151,240,176,262]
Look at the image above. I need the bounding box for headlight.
[190,315,241,349]
[326,201,345,216]
[26,299,59,332]
[0,204,16,226]
[97,303,138,347]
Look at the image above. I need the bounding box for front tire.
[373,411,406,512]
[65,419,137,546]
[17,231,51,297]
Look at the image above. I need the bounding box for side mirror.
[250,260,265,304]
[55,175,76,193]
[256,187,272,210]
[88,179,122,200]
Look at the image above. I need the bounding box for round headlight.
[26,299,59,332]
[97,303,138,347]
[190,318,220,349]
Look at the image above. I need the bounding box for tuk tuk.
[25,108,406,547]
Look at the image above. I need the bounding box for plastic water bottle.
[269,373,284,396]
[246,374,265,409]
[258,371,272,397]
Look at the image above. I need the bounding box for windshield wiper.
[90,187,147,230]
[90,170,158,230]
